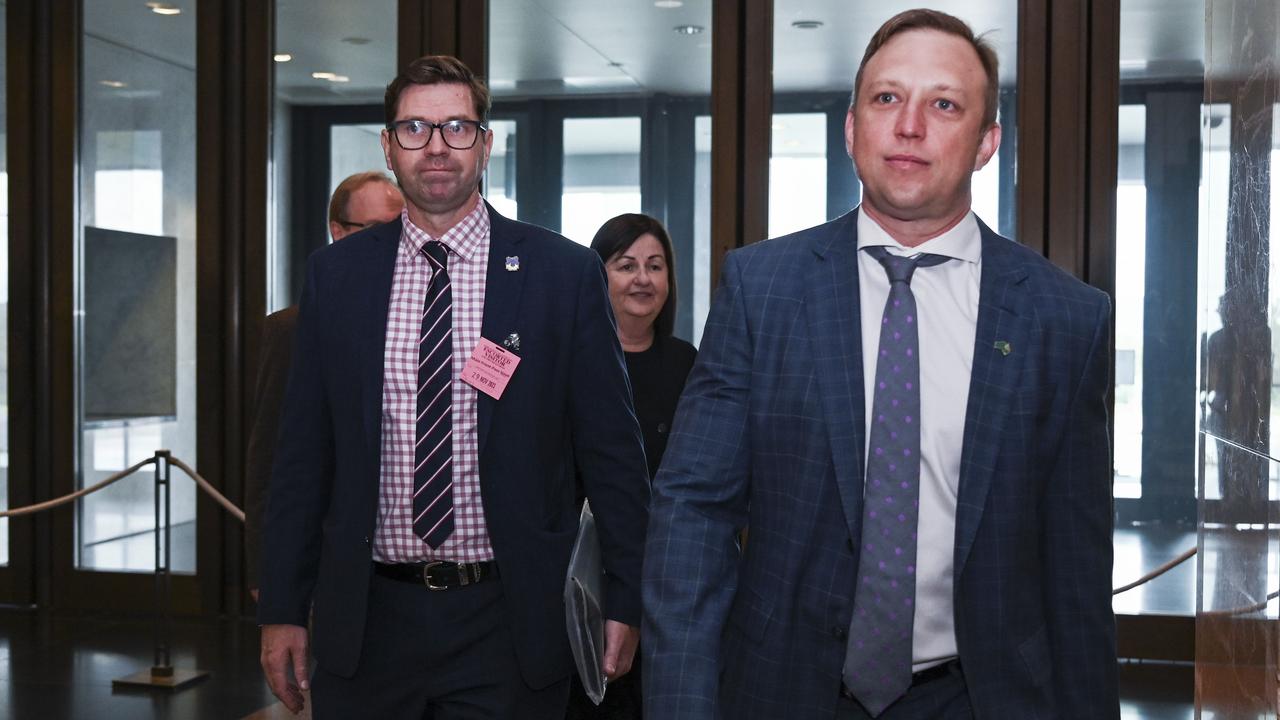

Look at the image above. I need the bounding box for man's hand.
[602,620,640,680]
[261,623,309,714]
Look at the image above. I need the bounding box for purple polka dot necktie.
[413,241,455,548]
[842,246,949,716]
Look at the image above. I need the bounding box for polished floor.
[0,608,1194,720]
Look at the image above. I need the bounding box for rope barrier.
[0,451,1269,609]
[0,452,245,523]
[167,455,245,524]
[0,457,156,517]
[1112,546,1198,595]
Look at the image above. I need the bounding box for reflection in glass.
[270,0,397,311]
[78,5,198,573]
[562,117,641,246]
[489,0,711,344]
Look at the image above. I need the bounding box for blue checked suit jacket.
[257,204,649,690]
[642,210,1119,719]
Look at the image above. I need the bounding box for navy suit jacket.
[257,204,649,689]
[642,210,1118,719]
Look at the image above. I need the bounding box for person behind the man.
[257,55,648,719]
[327,170,406,242]
[642,9,1118,719]
[244,171,404,603]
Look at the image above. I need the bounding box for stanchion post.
[113,449,207,692]
[153,449,173,678]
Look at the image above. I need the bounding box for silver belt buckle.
[422,561,448,591]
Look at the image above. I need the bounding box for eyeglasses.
[385,119,487,151]
[335,217,383,231]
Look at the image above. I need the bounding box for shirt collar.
[399,196,490,263]
[855,206,982,264]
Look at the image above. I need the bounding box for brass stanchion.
[113,450,209,691]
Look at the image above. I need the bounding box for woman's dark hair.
[590,213,678,338]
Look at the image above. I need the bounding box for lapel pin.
[994,340,1012,356]
[505,256,520,272]
[503,332,521,353]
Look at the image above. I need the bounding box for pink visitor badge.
[462,337,521,399]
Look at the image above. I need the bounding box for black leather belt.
[840,660,960,700]
[373,560,499,590]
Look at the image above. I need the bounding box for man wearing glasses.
[328,171,405,241]
[258,55,648,719]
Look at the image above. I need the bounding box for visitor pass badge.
[462,337,520,399]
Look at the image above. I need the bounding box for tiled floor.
[0,607,1195,720]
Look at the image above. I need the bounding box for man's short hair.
[384,55,491,126]
[851,9,1000,129]
[328,171,398,225]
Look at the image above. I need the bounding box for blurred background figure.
[327,171,405,241]
[245,171,404,603]
[566,213,697,719]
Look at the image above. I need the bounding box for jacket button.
[363,536,371,545]
[832,626,847,640]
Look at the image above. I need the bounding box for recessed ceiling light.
[654,0,683,7]
[273,53,293,63]
[99,80,128,88]
[791,20,824,30]
[673,24,704,35]
[145,2,182,15]
[311,71,337,80]
[341,37,371,45]
[329,75,350,83]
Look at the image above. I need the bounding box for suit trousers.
[836,662,972,720]
[311,572,570,720]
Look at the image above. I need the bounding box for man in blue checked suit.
[643,9,1118,719]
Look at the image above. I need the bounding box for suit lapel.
[362,220,403,460]
[476,204,528,457]
[805,211,866,542]
[954,221,1030,577]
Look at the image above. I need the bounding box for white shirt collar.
[855,206,983,265]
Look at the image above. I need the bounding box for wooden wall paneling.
[710,0,771,288]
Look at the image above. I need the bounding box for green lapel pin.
[994,340,1012,356]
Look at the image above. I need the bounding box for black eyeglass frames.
[385,119,488,151]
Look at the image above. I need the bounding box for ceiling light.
[145,2,181,15]
[311,71,337,80]
[329,75,350,83]
[791,20,824,30]
[273,53,293,63]
[99,80,128,88]
[673,24,704,35]
[654,0,683,7]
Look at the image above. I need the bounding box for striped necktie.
[413,240,455,548]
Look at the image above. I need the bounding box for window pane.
[769,113,826,238]
[488,120,519,219]
[78,3,198,573]
[1114,104,1146,499]
[562,117,641,246]
[489,0,712,344]
[270,0,397,312]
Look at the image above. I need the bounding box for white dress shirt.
[856,208,982,670]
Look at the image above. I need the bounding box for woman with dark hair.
[566,213,697,719]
